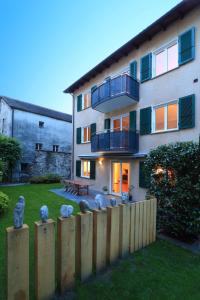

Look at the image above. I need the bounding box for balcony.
[91,130,139,153]
[91,74,139,113]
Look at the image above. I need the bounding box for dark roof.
[1,96,72,123]
[64,0,200,93]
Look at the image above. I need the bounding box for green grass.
[72,240,200,300]
[0,183,79,300]
[1,185,200,300]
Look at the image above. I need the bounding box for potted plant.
[102,186,108,195]
[128,185,134,201]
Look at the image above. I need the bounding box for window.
[81,160,90,178]
[21,163,29,172]
[81,126,91,143]
[53,145,59,152]
[82,93,91,110]
[39,121,44,128]
[152,102,178,133]
[112,114,129,131]
[153,41,178,77]
[35,143,43,150]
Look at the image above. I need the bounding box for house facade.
[0,96,72,181]
[64,1,200,201]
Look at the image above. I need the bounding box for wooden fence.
[6,198,157,300]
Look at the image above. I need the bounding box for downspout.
[71,93,75,179]
[11,109,14,137]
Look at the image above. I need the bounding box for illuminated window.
[153,102,178,132]
[154,41,178,77]
[81,160,90,178]
[81,126,91,143]
[83,93,91,109]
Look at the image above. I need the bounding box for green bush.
[29,173,62,184]
[145,141,200,239]
[0,191,10,214]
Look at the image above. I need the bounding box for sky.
[0,0,181,115]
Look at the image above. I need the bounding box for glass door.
[111,162,130,195]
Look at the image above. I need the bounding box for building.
[64,0,200,201]
[0,96,72,181]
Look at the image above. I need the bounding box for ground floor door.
[111,161,130,195]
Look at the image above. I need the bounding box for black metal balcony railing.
[91,130,139,153]
[91,74,139,109]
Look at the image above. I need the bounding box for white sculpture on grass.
[60,204,74,218]
[95,194,104,210]
[121,192,129,204]
[40,205,48,222]
[13,196,25,229]
[79,200,90,213]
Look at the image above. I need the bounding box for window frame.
[35,143,43,151]
[81,160,91,178]
[111,113,129,131]
[53,145,59,152]
[81,126,91,143]
[152,38,178,78]
[152,100,179,133]
[82,92,91,110]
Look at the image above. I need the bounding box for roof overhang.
[78,152,147,160]
[64,0,200,94]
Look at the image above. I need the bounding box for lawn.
[1,185,200,300]
[72,240,200,300]
[0,183,79,300]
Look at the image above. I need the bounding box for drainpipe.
[11,109,14,137]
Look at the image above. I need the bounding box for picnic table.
[63,179,93,196]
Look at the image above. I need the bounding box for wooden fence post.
[57,216,76,294]
[93,209,107,273]
[119,204,130,258]
[130,202,136,253]
[76,211,93,281]
[35,219,55,300]
[6,224,29,300]
[107,206,120,264]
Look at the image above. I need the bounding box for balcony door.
[111,114,129,132]
[111,161,130,195]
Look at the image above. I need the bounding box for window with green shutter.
[140,107,151,135]
[76,127,81,144]
[129,111,136,131]
[179,94,195,129]
[140,53,152,82]
[77,94,82,112]
[90,123,96,137]
[130,61,137,80]
[76,160,81,177]
[90,160,96,180]
[104,118,110,131]
[178,27,195,65]
[139,161,149,188]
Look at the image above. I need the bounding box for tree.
[0,135,21,182]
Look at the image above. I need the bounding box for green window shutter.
[130,61,137,80]
[76,127,82,144]
[178,27,195,65]
[91,85,97,93]
[179,94,195,129]
[139,161,149,188]
[90,123,96,137]
[129,111,136,131]
[90,160,96,180]
[140,53,152,82]
[76,160,81,177]
[140,107,151,135]
[77,94,82,112]
[104,118,110,131]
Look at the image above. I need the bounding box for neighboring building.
[0,96,72,181]
[64,1,200,201]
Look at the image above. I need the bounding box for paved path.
[50,188,122,210]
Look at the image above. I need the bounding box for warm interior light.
[99,158,104,165]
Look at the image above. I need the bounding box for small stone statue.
[79,200,90,213]
[95,194,104,210]
[121,192,129,204]
[110,198,117,207]
[13,196,25,229]
[40,205,48,222]
[60,204,74,218]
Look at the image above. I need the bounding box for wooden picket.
[6,198,157,300]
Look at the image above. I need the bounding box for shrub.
[145,141,200,239]
[29,173,62,184]
[0,191,10,214]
